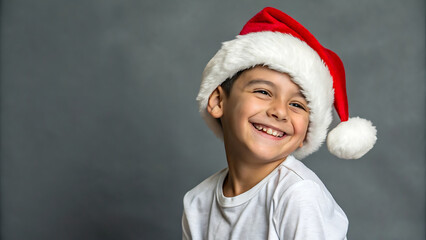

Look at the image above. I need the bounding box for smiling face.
[207,66,310,164]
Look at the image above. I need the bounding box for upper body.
[182,66,349,239]
[183,7,376,239]
[182,155,348,240]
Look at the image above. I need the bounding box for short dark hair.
[220,69,245,96]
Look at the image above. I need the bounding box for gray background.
[1,0,424,239]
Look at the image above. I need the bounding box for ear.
[207,86,225,118]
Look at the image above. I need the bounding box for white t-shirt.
[182,155,348,240]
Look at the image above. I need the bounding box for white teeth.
[254,124,284,138]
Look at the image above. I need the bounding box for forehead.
[236,66,305,96]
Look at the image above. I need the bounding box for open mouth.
[252,123,285,138]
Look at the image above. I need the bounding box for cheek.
[233,99,264,118]
[295,115,310,135]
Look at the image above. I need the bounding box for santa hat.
[196,7,377,159]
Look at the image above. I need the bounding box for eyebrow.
[245,79,276,88]
[294,91,306,99]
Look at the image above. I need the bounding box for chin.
[249,147,288,163]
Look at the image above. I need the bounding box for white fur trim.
[197,32,334,159]
[327,117,377,159]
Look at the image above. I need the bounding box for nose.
[266,101,288,121]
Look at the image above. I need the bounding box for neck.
[222,146,287,197]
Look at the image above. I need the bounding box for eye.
[290,102,307,111]
[254,90,271,96]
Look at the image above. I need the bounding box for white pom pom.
[327,117,377,159]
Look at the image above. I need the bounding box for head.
[197,30,335,159]
[196,7,376,160]
[207,66,310,162]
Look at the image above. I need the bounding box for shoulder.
[271,156,348,239]
[271,156,328,196]
[182,169,226,240]
[183,168,227,208]
[275,156,345,215]
[273,180,348,239]
[277,180,330,210]
[280,155,324,183]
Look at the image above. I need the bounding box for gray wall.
[1,0,424,239]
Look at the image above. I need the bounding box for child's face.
[209,66,310,163]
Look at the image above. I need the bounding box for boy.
[182,7,376,239]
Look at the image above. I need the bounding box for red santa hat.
[197,7,377,159]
